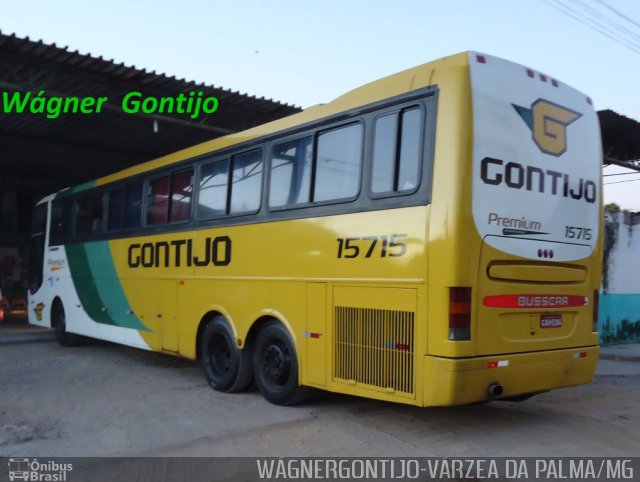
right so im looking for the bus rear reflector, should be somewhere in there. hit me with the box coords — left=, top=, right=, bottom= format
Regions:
left=449, top=287, right=471, bottom=340
left=592, top=290, right=599, bottom=332
left=487, top=360, right=509, bottom=368
left=483, top=294, right=588, bottom=309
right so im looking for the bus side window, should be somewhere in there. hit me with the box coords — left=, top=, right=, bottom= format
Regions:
left=76, top=195, right=104, bottom=236
left=124, top=183, right=143, bottom=228
left=371, top=107, right=422, bottom=194
left=108, top=182, right=143, bottom=231
left=108, top=187, right=125, bottom=231
left=198, top=159, right=229, bottom=219
left=230, top=149, right=262, bottom=214
left=146, top=170, right=192, bottom=226
left=314, top=123, right=362, bottom=202
left=147, top=176, right=170, bottom=225
left=169, top=169, right=193, bottom=223
left=269, top=136, right=312, bottom=208
left=50, top=198, right=74, bottom=245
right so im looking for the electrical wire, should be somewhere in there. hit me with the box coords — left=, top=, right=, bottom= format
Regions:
left=604, top=178, right=640, bottom=185
left=569, top=0, right=640, bottom=46
left=544, top=0, right=640, bottom=55
left=603, top=172, right=640, bottom=177
left=595, top=0, right=640, bottom=31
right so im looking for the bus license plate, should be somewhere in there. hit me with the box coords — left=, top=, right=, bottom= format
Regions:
left=540, top=314, right=562, bottom=328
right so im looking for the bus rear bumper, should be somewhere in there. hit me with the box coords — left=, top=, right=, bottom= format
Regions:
left=423, top=346, right=599, bottom=406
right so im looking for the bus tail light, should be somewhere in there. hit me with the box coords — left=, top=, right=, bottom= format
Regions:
left=449, top=287, right=471, bottom=340
left=592, top=290, right=599, bottom=333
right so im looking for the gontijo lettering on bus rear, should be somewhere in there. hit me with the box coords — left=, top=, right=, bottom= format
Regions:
left=480, top=157, right=597, bottom=204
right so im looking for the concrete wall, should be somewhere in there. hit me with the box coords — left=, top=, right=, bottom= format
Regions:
left=599, top=211, right=640, bottom=345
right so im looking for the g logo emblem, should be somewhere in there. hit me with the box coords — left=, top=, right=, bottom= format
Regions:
left=513, top=99, right=581, bottom=156
left=34, top=303, right=44, bottom=321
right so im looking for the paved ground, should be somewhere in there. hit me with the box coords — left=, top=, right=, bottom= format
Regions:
left=1, top=323, right=639, bottom=458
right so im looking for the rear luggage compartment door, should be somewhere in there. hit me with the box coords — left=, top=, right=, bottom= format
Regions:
left=476, top=238, right=594, bottom=355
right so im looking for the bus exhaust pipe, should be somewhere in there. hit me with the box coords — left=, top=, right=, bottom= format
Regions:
left=487, top=384, right=503, bottom=397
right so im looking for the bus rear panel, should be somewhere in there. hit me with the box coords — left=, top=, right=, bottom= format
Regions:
left=423, top=53, right=600, bottom=406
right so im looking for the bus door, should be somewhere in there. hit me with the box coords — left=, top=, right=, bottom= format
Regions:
left=28, top=203, right=47, bottom=294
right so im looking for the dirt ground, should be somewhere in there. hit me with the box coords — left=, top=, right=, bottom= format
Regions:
left=1, top=328, right=639, bottom=458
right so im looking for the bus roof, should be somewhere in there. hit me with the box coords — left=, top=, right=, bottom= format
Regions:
left=85, top=51, right=471, bottom=189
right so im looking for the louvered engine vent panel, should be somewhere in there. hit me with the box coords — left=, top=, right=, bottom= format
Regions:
left=334, top=306, right=414, bottom=395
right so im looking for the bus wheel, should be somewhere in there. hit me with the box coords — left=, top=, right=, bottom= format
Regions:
left=201, top=316, right=253, bottom=393
left=253, top=320, right=308, bottom=405
left=52, top=300, right=77, bottom=347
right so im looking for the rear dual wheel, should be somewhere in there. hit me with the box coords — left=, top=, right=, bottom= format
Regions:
left=201, top=316, right=308, bottom=405
left=252, top=320, right=308, bottom=406
left=201, top=316, right=253, bottom=392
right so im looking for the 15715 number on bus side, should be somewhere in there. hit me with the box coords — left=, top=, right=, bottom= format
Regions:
left=336, top=234, right=407, bottom=259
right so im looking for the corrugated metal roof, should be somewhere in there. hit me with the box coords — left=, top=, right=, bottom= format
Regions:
left=0, top=30, right=301, bottom=193
left=599, top=109, right=640, bottom=170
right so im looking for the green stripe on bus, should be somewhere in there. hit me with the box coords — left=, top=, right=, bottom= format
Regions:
left=84, top=242, right=149, bottom=332
left=65, top=243, right=116, bottom=326
left=53, top=181, right=96, bottom=200
left=66, top=242, right=149, bottom=332
left=69, top=181, right=97, bottom=194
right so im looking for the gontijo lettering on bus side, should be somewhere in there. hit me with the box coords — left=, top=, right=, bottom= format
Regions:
left=127, top=236, right=232, bottom=268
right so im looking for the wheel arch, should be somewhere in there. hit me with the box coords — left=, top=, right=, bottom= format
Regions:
left=195, top=306, right=301, bottom=369
left=50, top=296, right=64, bottom=328
left=195, top=306, right=233, bottom=361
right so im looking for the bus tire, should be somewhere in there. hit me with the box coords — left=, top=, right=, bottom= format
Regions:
left=52, top=300, right=78, bottom=347
left=252, top=320, right=308, bottom=406
left=200, top=316, right=253, bottom=393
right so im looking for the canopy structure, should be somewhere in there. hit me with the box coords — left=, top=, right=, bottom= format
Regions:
left=599, top=109, right=640, bottom=173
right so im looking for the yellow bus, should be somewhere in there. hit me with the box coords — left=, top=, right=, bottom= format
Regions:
left=28, top=52, right=602, bottom=406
